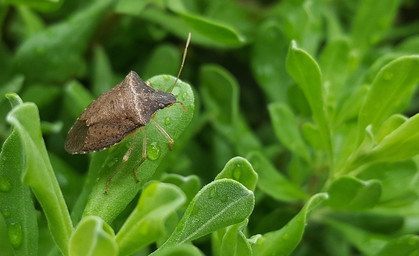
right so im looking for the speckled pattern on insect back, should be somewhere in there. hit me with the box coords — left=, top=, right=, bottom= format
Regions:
left=65, top=71, right=176, bottom=154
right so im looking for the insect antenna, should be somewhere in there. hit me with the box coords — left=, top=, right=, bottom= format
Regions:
left=169, top=32, right=191, bottom=93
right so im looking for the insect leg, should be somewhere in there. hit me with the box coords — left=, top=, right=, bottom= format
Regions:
left=151, top=119, right=174, bottom=150
left=105, top=132, right=138, bottom=194
left=133, top=126, right=147, bottom=182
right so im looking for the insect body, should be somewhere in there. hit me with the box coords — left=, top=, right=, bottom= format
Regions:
left=65, top=33, right=191, bottom=194
left=64, top=71, right=176, bottom=154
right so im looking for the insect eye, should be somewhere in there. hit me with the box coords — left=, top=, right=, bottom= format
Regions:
left=159, top=103, right=165, bottom=109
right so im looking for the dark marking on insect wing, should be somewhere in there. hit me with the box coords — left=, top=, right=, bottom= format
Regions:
left=64, top=71, right=177, bottom=154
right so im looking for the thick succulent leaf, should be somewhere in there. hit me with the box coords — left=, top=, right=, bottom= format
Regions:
left=252, top=193, right=328, bottom=256
left=116, top=182, right=186, bottom=256
left=157, top=179, right=254, bottom=250
left=6, top=94, right=73, bottom=255
left=69, top=216, right=118, bottom=256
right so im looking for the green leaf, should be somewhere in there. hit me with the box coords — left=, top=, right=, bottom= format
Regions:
left=374, top=114, right=406, bottom=143
left=161, top=174, right=201, bottom=207
left=251, top=21, right=291, bottom=102
left=4, top=0, right=63, bottom=12
left=166, top=0, right=245, bottom=46
left=115, top=0, right=151, bottom=16
left=0, top=124, right=38, bottom=256
left=5, top=92, right=24, bottom=107
left=6, top=95, right=73, bottom=255
left=351, top=0, right=402, bottom=54
left=318, top=39, right=351, bottom=108
left=49, top=153, right=84, bottom=210
left=286, top=40, right=331, bottom=157
left=142, top=44, right=181, bottom=80
left=69, top=216, right=118, bottom=256
left=21, top=84, right=60, bottom=109
left=63, top=80, right=95, bottom=120
left=157, top=179, right=254, bottom=250
left=247, top=151, right=307, bottom=202
left=301, top=122, right=323, bottom=150
left=83, top=75, right=194, bottom=223
left=140, top=6, right=243, bottom=48
left=0, top=214, right=14, bottom=255
left=116, top=182, right=186, bottom=256
left=200, top=64, right=261, bottom=155
left=252, top=193, right=328, bottom=256
left=92, top=45, right=117, bottom=97
left=358, top=161, right=418, bottom=206
left=215, top=156, right=258, bottom=191
left=16, top=6, right=44, bottom=39
left=153, top=244, right=202, bottom=256
left=271, top=0, right=324, bottom=55
left=218, top=220, right=252, bottom=256
left=0, top=75, right=24, bottom=104
left=13, top=0, right=114, bottom=82
left=357, top=56, right=419, bottom=145
left=268, top=102, right=310, bottom=161
left=374, top=234, right=419, bottom=256
left=326, top=176, right=382, bottom=210
left=368, top=113, right=419, bottom=163
left=324, top=218, right=388, bottom=255
left=70, top=148, right=110, bottom=224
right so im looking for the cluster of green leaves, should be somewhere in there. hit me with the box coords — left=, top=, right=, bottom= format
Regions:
left=1, top=0, right=419, bottom=255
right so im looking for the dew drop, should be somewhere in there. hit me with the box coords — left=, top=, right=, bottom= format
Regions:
left=0, top=176, right=12, bottom=192
left=190, top=205, right=200, bottom=216
left=176, top=221, right=184, bottom=232
left=163, top=75, right=170, bottom=81
left=219, top=194, right=228, bottom=203
left=189, top=104, right=195, bottom=111
left=8, top=223, right=23, bottom=249
left=209, top=187, right=217, bottom=199
left=182, top=92, right=187, bottom=101
left=147, top=142, right=161, bottom=161
left=164, top=117, right=171, bottom=126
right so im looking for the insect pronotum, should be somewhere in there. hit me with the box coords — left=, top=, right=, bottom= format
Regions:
left=65, top=33, right=191, bottom=194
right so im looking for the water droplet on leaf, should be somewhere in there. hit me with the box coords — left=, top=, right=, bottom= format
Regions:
left=147, top=142, right=161, bottom=161
left=164, top=117, right=171, bottom=126
left=209, top=187, right=217, bottom=199
left=190, top=205, right=200, bottom=216
left=0, top=176, right=12, bottom=192
left=8, top=223, right=22, bottom=249
left=219, top=194, right=228, bottom=203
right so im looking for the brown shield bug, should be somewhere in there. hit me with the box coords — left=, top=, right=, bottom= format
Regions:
left=65, top=33, right=191, bottom=194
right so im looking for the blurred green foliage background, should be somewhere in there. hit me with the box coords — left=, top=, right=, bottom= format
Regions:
left=2, top=0, right=419, bottom=255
